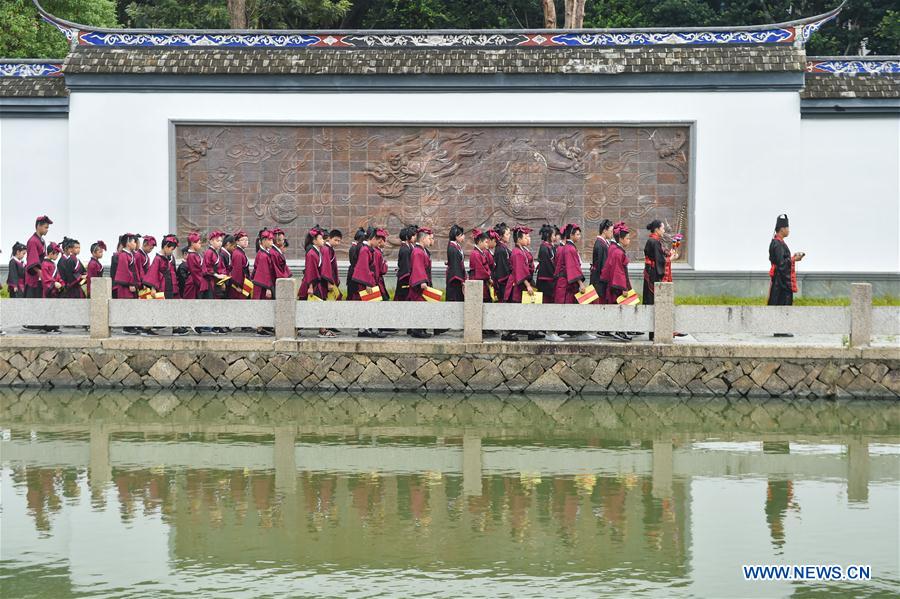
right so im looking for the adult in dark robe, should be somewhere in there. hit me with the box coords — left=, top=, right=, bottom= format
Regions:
left=552, top=224, right=586, bottom=305
left=642, top=220, right=670, bottom=307
left=109, top=246, right=120, bottom=299
left=445, top=225, right=466, bottom=302
left=768, top=214, right=803, bottom=307
left=25, top=215, right=52, bottom=298
left=229, top=231, right=251, bottom=300
left=768, top=214, right=804, bottom=337
left=407, top=228, right=435, bottom=339
left=590, top=220, right=614, bottom=302
left=536, top=225, right=558, bottom=303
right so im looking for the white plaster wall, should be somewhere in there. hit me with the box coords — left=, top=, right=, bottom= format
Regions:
left=801, top=117, right=900, bottom=273
left=0, top=118, right=69, bottom=254
left=64, top=90, right=806, bottom=271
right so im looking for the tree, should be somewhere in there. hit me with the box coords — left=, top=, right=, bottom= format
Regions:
left=0, top=0, right=118, bottom=58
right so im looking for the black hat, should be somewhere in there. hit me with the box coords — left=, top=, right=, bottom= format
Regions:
left=775, top=214, right=789, bottom=231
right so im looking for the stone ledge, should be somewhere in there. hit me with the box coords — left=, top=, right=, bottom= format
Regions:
left=1, top=341, right=896, bottom=399
left=0, top=334, right=889, bottom=360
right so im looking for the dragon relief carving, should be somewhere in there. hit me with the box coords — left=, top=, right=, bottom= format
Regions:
left=365, top=130, right=480, bottom=199
left=226, top=133, right=285, bottom=166
left=547, top=130, right=621, bottom=176
left=314, top=128, right=382, bottom=151
left=642, top=128, right=688, bottom=182
left=180, top=128, right=225, bottom=174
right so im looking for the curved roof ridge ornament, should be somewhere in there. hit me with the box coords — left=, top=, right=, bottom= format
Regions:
left=33, top=0, right=846, bottom=49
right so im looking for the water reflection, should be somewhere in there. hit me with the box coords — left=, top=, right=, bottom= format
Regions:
left=1, top=389, right=898, bottom=597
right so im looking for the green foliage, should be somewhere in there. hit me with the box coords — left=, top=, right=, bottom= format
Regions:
left=0, top=0, right=118, bottom=58
left=124, top=0, right=229, bottom=28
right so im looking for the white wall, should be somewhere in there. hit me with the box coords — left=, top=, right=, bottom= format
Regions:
left=63, top=90, right=807, bottom=272
left=8, top=91, right=895, bottom=273
left=0, top=118, right=69, bottom=255
left=801, top=117, right=900, bottom=273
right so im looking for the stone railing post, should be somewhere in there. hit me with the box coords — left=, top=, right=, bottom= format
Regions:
left=275, top=278, right=297, bottom=340
left=850, top=282, right=872, bottom=348
left=463, top=280, right=484, bottom=344
left=653, top=281, right=674, bottom=345
left=90, top=277, right=111, bottom=339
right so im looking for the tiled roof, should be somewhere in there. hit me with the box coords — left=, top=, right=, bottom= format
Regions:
left=62, top=45, right=805, bottom=75
left=0, top=77, right=68, bottom=98
left=801, top=73, right=900, bottom=98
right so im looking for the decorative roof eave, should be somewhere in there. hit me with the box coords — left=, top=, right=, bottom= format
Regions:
left=806, top=57, right=900, bottom=75
left=34, top=0, right=845, bottom=49
left=0, top=59, right=64, bottom=77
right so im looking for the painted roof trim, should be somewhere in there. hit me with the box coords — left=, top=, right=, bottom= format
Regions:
left=34, top=0, right=845, bottom=49
left=0, top=60, right=64, bottom=77
left=806, top=57, right=900, bottom=74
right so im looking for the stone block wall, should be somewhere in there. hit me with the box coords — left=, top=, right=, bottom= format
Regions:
left=0, top=344, right=896, bottom=398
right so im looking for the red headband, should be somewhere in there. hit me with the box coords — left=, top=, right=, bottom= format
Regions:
left=375, top=228, right=388, bottom=238
left=613, top=221, right=629, bottom=235
left=272, top=228, right=285, bottom=236
left=47, top=242, right=61, bottom=254
left=514, top=225, right=533, bottom=234
left=143, top=235, right=157, bottom=247
left=488, top=230, right=500, bottom=241
left=259, top=230, right=275, bottom=240
left=95, top=240, right=107, bottom=251
left=187, top=232, right=201, bottom=244
left=163, top=235, right=178, bottom=245
left=566, top=223, right=580, bottom=232
left=309, top=227, right=323, bottom=237
left=233, top=229, right=248, bottom=240
left=471, top=228, right=483, bottom=238
left=208, top=230, right=224, bottom=240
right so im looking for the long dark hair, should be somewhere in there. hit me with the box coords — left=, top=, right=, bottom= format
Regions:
left=598, top=219, right=613, bottom=235
left=448, top=224, right=464, bottom=242
left=539, top=224, right=555, bottom=242
left=561, top=224, right=581, bottom=239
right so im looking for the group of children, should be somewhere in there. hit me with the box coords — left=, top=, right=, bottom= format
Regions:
left=6, top=214, right=681, bottom=341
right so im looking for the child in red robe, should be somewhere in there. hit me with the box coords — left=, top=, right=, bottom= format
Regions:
left=349, top=227, right=387, bottom=338
left=298, top=227, right=336, bottom=338
left=407, top=227, right=434, bottom=339
left=182, top=232, right=207, bottom=300
left=599, top=222, right=634, bottom=342
left=271, top=228, right=292, bottom=280
left=504, top=226, right=544, bottom=341
left=553, top=223, right=596, bottom=342
left=251, top=229, right=276, bottom=336
left=41, top=242, right=64, bottom=299
left=86, top=241, right=106, bottom=297
left=229, top=230, right=251, bottom=300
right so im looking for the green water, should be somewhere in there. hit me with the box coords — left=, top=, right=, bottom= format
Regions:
left=1, top=389, right=898, bottom=598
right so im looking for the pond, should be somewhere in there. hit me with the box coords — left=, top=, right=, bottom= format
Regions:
left=1, top=389, right=898, bottom=598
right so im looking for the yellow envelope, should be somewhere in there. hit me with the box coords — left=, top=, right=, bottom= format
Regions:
left=423, top=286, right=443, bottom=302
left=521, top=291, right=543, bottom=305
